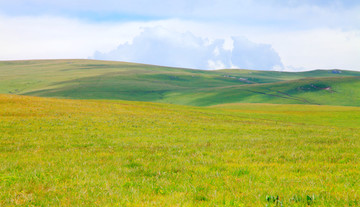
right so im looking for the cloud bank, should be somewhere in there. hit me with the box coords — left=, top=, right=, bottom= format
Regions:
left=1, top=15, right=359, bottom=71
left=1, top=1, right=359, bottom=30
left=93, top=27, right=283, bottom=70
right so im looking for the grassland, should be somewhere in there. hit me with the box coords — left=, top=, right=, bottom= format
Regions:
left=1, top=94, right=359, bottom=206
left=1, top=59, right=360, bottom=106
left=165, top=76, right=360, bottom=106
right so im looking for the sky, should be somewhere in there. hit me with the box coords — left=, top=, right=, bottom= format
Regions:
left=0, top=0, right=359, bottom=71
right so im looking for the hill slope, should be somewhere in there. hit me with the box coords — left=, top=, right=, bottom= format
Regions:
left=162, top=76, right=360, bottom=106
left=1, top=94, right=359, bottom=205
left=1, top=59, right=360, bottom=106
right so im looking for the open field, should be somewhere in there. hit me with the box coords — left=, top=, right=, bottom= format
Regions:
left=1, top=59, right=360, bottom=106
left=1, top=94, right=359, bottom=206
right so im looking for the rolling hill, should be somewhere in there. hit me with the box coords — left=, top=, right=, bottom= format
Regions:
left=1, top=59, right=359, bottom=106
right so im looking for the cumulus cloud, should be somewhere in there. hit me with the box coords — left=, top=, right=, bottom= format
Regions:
left=230, top=36, right=283, bottom=70
left=1, top=15, right=359, bottom=71
left=94, top=27, right=227, bottom=69
left=93, top=27, right=283, bottom=70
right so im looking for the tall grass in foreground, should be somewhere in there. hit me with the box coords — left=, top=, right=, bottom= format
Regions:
left=0, top=94, right=359, bottom=206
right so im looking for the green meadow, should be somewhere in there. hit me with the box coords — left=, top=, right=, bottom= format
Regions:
left=1, top=59, right=360, bottom=106
left=1, top=94, right=359, bottom=206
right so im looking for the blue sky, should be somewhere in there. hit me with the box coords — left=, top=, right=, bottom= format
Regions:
left=0, top=0, right=359, bottom=70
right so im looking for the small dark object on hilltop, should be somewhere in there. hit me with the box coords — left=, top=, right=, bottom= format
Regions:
left=332, top=70, right=342, bottom=74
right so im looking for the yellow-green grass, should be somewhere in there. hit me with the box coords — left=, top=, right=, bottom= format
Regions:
left=1, top=94, right=359, bottom=206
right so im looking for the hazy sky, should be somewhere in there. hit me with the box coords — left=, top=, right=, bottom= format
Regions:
left=1, top=0, right=359, bottom=70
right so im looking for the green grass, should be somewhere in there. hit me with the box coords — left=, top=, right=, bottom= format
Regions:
left=163, top=76, right=360, bottom=106
left=1, top=94, right=359, bottom=206
left=1, top=59, right=360, bottom=106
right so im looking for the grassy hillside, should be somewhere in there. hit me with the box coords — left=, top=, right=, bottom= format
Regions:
left=162, top=76, right=360, bottom=106
left=1, top=59, right=360, bottom=106
left=1, top=94, right=359, bottom=206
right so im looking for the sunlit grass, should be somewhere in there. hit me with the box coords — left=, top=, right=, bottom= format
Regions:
left=1, top=94, right=359, bottom=206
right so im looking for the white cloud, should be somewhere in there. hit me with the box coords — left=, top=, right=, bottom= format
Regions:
left=230, top=36, right=283, bottom=70
left=0, top=15, right=175, bottom=60
left=208, top=60, right=225, bottom=70
left=0, top=15, right=359, bottom=71
left=93, top=27, right=283, bottom=70
left=93, top=27, right=228, bottom=69
left=1, top=1, right=359, bottom=30
left=248, top=28, right=360, bottom=70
